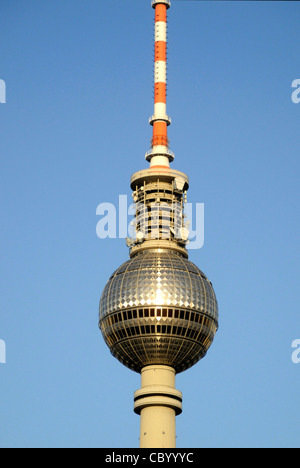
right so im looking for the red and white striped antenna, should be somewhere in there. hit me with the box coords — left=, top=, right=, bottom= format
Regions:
left=146, top=0, right=174, bottom=168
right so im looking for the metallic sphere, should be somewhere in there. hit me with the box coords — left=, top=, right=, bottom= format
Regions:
left=99, top=249, right=218, bottom=373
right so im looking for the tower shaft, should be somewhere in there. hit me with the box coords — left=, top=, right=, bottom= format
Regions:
left=134, top=366, right=182, bottom=448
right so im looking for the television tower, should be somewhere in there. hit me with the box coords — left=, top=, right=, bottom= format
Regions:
left=99, top=0, right=218, bottom=448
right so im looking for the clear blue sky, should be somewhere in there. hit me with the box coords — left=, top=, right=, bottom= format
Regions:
left=0, top=0, right=299, bottom=448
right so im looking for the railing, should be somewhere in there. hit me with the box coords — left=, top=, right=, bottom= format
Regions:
left=151, top=0, right=171, bottom=8
left=145, top=148, right=175, bottom=160
left=149, top=114, right=172, bottom=126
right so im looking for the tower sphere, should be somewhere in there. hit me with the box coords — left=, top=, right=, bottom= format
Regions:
left=99, top=249, right=218, bottom=373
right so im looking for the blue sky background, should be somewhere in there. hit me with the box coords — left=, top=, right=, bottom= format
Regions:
left=0, top=0, right=299, bottom=448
